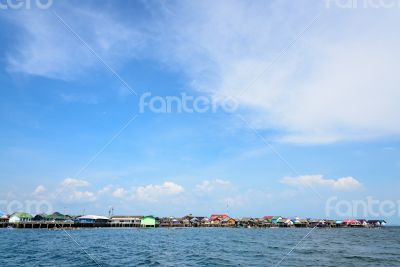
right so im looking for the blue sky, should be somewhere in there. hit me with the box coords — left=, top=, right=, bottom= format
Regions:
left=0, top=0, right=400, bottom=222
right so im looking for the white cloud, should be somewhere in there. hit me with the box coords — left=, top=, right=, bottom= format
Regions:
left=65, top=190, right=96, bottom=202
left=97, top=184, right=114, bottom=195
left=61, top=178, right=90, bottom=188
left=281, top=175, right=363, bottom=191
left=33, top=185, right=46, bottom=195
left=5, top=6, right=144, bottom=80
left=152, top=1, right=400, bottom=143
left=196, top=179, right=231, bottom=193
left=4, top=2, right=400, bottom=143
left=134, top=181, right=184, bottom=202
left=56, top=178, right=95, bottom=203
left=112, top=187, right=126, bottom=198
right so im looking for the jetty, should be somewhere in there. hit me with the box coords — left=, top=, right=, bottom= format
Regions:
left=0, top=212, right=387, bottom=229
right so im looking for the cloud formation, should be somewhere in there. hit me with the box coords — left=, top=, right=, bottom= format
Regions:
left=5, top=1, right=400, bottom=143
left=281, top=175, right=363, bottom=191
left=134, top=182, right=185, bottom=202
left=61, top=178, right=90, bottom=188
left=112, top=187, right=127, bottom=198
left=65, top=190, right=96, bottom=202
left=38, top=179, right=185, bottom=204
left=5, top=6, right=143, bottom=80
left=152, top=1, right=400, bottom=143
left=57, top=178, right=95, bottom=203
left=33, top=185, right=46, bottom=195
left=196, top=179, right=231, bottom=193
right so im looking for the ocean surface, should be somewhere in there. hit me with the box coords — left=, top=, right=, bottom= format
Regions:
left=1, top=227, right=399, bottom=266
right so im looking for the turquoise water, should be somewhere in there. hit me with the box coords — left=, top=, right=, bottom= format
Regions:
left=1, top=227, right=399, bottom=266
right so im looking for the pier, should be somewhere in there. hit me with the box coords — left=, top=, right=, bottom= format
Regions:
left=0, top=221, right=384, bottom=229
left=0, top=222, right=109, bottom=229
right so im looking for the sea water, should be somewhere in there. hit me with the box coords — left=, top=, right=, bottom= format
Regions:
left=0, top=227, right=399, bottom=266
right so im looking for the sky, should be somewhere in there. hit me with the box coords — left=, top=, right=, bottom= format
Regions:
left=0, top=0, right=399, bottom=222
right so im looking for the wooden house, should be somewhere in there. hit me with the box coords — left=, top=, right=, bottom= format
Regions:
left=343, top=219, right=361, bottom=227
left=367, top=220, right=386, bottom=227
left=201, top=217, right=211, bottom=227
left=325, top=220, right=337, bottom=228
left=356, top=219, right=368, bottom=227
left=308, top=219, right=325, bottom=227
left=110, top=216, right=142, bottom=226
left=279, top=218, right=294, bottom=227
left=0, top=212, right=8, bottom=223
left=189, top=217, right=206, bottom=227
left=264, top=216, right=282, bottom=225
left=294, top=219, right=309, bottom=228
left=76, top=215, right=109, bottom=224
left=221, top=217, right=236, bottom=227
left=238, top=217, right=256, bottom=227
left=140, top=215, right=157, bottom=227
left=210, top=214, right=229, bottom=227
left=256, top=217, right=271, bottom=227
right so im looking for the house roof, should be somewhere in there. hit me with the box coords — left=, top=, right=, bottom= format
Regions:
left=240, top=217, right=254, bottom=221
left=325, top=220, right=336, bottom=223
left=77, top=215, right=109, bottom=220
left=263, top=216, right=274, bottom=220
left=343, top=219, right=359, bottom=223
left=221, top=217, right=235, bottom=222
left=210, top=214, right=229, bottom=220
left=11, top=212, right=32, bottom=219
left=141, top=215, right=156, bottom=219
left=367, top=219, right=387, bottom=223
left=190, top=217, right=206, bottom=222
left=309, top=219, right=322, bottom=223
left=111, top=216, right=142, bottom=220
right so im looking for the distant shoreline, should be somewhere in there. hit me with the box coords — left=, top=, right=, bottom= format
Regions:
left=0, top=222, right=387, bottom=230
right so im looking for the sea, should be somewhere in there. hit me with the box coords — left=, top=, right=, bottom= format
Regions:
left=0, top=227, right=399, bottom=266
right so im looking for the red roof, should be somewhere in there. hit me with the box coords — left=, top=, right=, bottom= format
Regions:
left=343, top=219, right=359, bottom=224
left=210, top=214, right=229, bottom=220
left=263, top=216, right=274, bottom=220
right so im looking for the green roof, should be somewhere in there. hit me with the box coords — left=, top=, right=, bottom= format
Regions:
left=35, top=213, right=52, bottom=219
left=12, top=212, right=32, bottom=219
